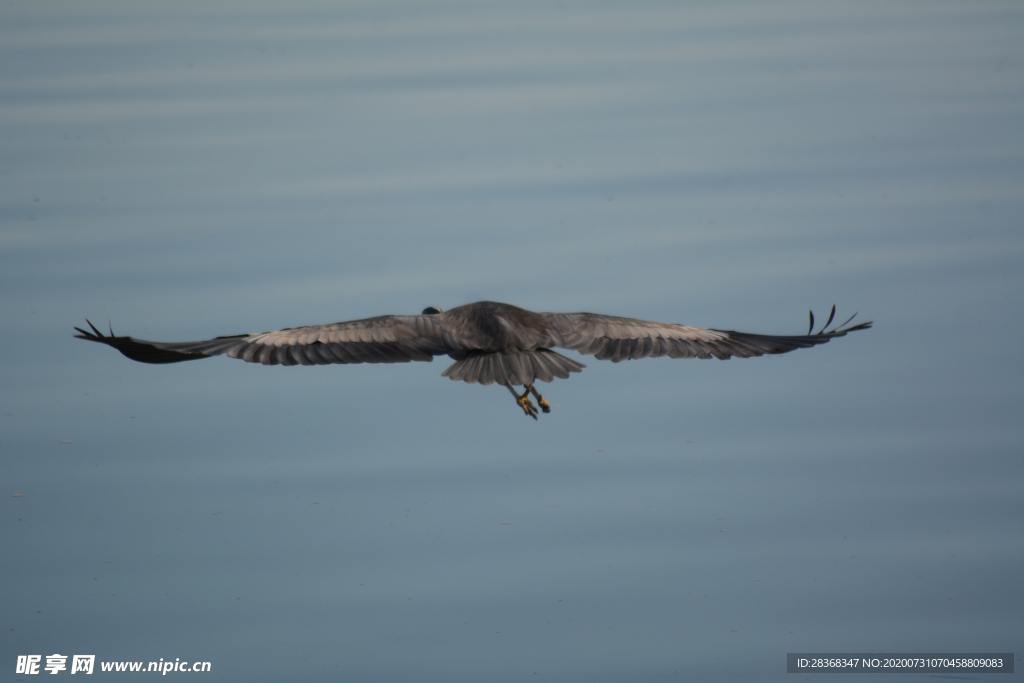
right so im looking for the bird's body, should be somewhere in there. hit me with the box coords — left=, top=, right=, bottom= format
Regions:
left=75, top=300, right=871, bottom=419
left=446, top=300, right=555, bottom=353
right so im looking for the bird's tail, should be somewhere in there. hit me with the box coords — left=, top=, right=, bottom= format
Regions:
left=442, top=349, right=585, bottom=385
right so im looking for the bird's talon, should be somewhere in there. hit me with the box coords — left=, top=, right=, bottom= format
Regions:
left=538, top=398, right=551, bottom=413
left=516, top=393, right=538, bottom=419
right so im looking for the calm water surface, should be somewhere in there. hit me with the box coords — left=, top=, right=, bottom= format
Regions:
left=3, top=1, right=1023, bottom=680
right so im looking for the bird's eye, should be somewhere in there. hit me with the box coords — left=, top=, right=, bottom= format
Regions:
left=422, top=306, right=443, bottom=315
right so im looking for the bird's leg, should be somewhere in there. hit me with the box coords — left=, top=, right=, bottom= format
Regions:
left=505, top=383, right=538, bottom=420
left=528, top=384, right=551, bottom=413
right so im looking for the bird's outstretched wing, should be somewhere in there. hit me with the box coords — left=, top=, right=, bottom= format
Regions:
left=544, top=306, right=872, bottom=362
left=73, top=314, right=451, bottom=366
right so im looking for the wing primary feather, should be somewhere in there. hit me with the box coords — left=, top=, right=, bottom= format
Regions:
left=835, top=311, right=858, bottom=331
left=807, top=310, right=814, bottom=336
left=817, top=304, right=836, bottom=335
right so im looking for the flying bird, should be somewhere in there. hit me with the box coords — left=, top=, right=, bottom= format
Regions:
left=74, top=300, right=871, bottom=419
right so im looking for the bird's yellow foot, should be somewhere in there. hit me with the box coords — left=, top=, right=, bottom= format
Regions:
left=528, top=385, right=551, bottom=413
left=516, top=391, right=539, bottom=420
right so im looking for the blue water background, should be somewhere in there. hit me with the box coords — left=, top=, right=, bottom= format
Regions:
left=3, top=1, right=1022, bottom=680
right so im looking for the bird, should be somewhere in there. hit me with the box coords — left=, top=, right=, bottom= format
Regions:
left=74, top=300, right=871, bottom=419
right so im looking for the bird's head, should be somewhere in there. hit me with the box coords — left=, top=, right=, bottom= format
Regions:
left=421, top=306, right=444, bottom=315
